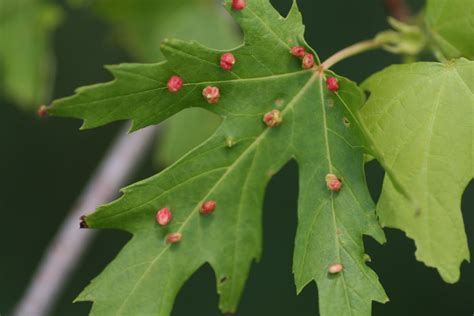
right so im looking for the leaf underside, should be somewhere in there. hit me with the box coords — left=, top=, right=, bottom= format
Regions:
left=361, top=59, right=473, bottom=283
left=51, top=1, right=387, bottom=315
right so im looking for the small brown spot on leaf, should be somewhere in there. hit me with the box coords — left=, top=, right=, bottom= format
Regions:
left=343, top=117, right=351, bottom=127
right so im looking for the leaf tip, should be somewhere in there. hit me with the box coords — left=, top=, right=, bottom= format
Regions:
left=79, top=215, right=89, bottom=229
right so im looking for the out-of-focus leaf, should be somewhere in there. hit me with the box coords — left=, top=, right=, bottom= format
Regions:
left=0, top=0, right=62, bottom=108
left=423, top=0, right=474, bottom=59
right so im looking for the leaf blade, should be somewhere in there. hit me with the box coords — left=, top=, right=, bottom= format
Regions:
left=361, top=59, right=473, bottom=282
left=52, top=1, right=387, bottom=315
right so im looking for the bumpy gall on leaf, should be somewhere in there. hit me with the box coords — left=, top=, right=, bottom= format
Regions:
left=328, top=263, right=344, bottom=274
left=302, top=53, right=315, bottom=69
left=326, top=174, right=342, bottom=192
left=263, top=109, right=282, bottom=128
left=200, top=200, right=217, bottom=215
left=231, top=0, right=246, bottom=10
left=167, top=75, right=183, bottom=93
left=166, top=232, right=182, bottom=244
left=156, top=207, right=173, bottom=226
left=202, top=86, right=220, bottom=104
left=290, top=46, right=306, bottom=58
left=326, top=77, right=339, bottom=92
left=37, top=105, right=48, bottom=117
left=220, top=53, right=236, bottom=71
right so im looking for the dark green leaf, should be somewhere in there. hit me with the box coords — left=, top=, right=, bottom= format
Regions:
left=51, top=1, right=387, bottom=315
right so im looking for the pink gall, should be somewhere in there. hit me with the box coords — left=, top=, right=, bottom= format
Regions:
left=263, top=109, right=282, bottom=128
left=202, top=86, right=220, bottom=104
left=290, top=46, right=306, bottom=58
left=302, top=53, right=315, bottom=69
left=166, top=232, right=182, bottom=244
left=328, top=263, right=343, bottom=274
left=37, top=105, right=48, bottom=118
left=326, top=77, right=339, bottom=92
left=326, top=174, right=342, bottom=192
left=231, top=0, right=246, bottom=10
left=167, top=75, right=183, bottom=93
left=220, top=53, right=236, bottom=71
left=200, top=200, right=217, bottom=215
left=156, top=207, right=173, bottom=226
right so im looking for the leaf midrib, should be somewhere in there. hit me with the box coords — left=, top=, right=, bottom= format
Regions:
left=55, top=69, right=310, bottom=110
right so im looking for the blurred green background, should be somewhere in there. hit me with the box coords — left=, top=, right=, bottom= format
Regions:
left=0, top=0, right=472, bottom=315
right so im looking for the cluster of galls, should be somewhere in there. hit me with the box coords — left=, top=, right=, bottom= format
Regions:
left=166, top=45, right=339, bottom=129
left=163, top=1, right=344, bottom=274
left=155, top=200, right=217, bottom=244
left=290, top=46, right=315, bottom=70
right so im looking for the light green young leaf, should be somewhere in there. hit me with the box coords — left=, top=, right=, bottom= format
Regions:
left=0, top=0, right=62, bottom=108
left=424, top=0, right=474, bottom=59
left=361, top=59, right=473, bottom=283
left=50, top=1, right=387, bottom=315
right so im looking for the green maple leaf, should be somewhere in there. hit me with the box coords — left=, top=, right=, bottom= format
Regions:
left=0, top=0, right=62, bottom=108
left=423, top=0, right=474, bottom=59
left=50, top=1, right=387, bottom=315
left=361, top=59, right=473, bottom=283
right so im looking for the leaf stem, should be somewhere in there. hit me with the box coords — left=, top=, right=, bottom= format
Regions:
left=321, top=39, right=388, bottom=70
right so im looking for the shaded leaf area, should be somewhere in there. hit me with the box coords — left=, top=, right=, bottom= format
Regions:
left=424, top=0, right=474, bottom=59
left=361, top=59, right=473, bottom=283
left=0, top=0, right=62, bottom=108
left=51, top=1, right=387, bottom=315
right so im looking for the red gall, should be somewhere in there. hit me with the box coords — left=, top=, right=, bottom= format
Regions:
left=220, top=53, right=236, bottom=71
left=302, top=53, right=315, bottom=69
left=328, top=263, right=343, bottom=274
left=166, top=232, right=182, bottom=244
left=167, top=75, right=183, bottom=93
left=290, top=46, right=306, bottom=58
left=37, top=105, right=48, bottom=118
left=231, top=0, right=246, bottom=10
left=156, top=207, right=173, bottom=226
left=202, top=86, right=220, bottom=104
left=200, top=200, right=217, bottom=215
left=263, top=109, right=282, bottom=128
left=326, top=77, right=339, bottom=92
left=326, top=174, right=342, bottom=192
